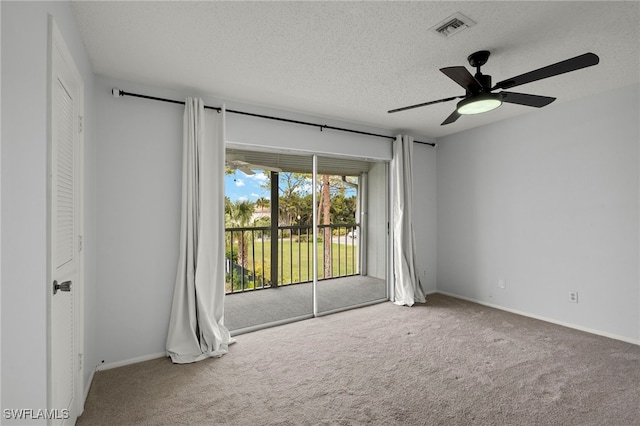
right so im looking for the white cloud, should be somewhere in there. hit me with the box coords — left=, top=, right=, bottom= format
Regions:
left=250, top=193, right=259, bottom=198
left=235, top=179, right=245, bottom=187
left=237, top=196, right=248, bottom=202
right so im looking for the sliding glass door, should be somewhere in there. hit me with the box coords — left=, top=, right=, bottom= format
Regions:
left=224, top=148, right=388, bottom=333
left=224, top=150, right=314, bottom=333
left=314, top=155, right=388, bottom=315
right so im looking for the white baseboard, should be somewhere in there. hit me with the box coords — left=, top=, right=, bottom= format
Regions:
left=77, top=367, right=96, bottom=417
left=84, top=368, right=95, bottom=402
left=435, top=291, right=640, bottom=346
left=96, top=352, right=166, bottom=371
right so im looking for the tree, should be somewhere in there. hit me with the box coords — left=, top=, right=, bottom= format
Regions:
left=261, top=172, right=312, bottom=225
left=319, top=174, right=332, bottom=277
left=316, top=175, right=359, bottom=278
left=330, top=193, right=357, bottom=223
left=225, top=199, right=255, bottom=271
left=256, top=171, right=359, bottom=280
left=255, top=196, right=270, bottom=211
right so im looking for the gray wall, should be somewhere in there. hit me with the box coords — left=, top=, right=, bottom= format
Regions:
left=1, top=0, right=97, bottom=419
left=94, top=77, right=183, bottom=367
left=436, top=84, right=639, bottom=342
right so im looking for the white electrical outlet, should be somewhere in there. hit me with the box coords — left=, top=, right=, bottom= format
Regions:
left=498, top=279, right=506, bottom=289
left=569, top=291, right=578, bottom=303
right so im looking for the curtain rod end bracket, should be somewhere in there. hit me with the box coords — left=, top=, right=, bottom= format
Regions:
left=112, top=88, right=123, bottom=98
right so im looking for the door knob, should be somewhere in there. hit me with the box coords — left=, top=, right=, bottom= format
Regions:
left=53, top=280, right=72, bottom=295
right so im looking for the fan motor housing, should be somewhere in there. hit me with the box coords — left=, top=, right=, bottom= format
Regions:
left=475, top=73, right=492, bottom=92
left=468, top=50, right=490, bottom=68
left=468, top=50, right=492, bottom=92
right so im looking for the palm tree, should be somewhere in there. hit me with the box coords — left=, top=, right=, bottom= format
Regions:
left=255, top=197, right=270, bottom=213
left=225, top=199, right=255, bottom=271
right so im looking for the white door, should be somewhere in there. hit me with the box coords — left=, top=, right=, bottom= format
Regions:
left=49, top=19, right=84, bottom=425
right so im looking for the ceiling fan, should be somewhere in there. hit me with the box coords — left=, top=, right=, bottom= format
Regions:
left=388, top=50, right=599, bottom=125
left=225, top=154, right=282, bottom=176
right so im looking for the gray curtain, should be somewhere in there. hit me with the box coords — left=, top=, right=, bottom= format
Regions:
left=166, top=98, right=234, bottom=363
left=392, top=135, right=426, bottom=306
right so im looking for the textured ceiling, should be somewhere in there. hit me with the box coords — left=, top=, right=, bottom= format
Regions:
left=71, top=1, right=640, bottom=139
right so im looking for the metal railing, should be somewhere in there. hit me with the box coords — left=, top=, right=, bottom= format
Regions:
left=225, top=223, right=359, bottom=294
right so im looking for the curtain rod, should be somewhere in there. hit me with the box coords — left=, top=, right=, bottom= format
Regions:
left=111, top=88, right=437, bottom=147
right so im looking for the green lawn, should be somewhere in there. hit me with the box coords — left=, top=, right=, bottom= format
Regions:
left=227, top=238, right=358, bottom=291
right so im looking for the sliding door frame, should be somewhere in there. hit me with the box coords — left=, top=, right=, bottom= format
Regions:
left=226, top=146, right=389, bottom=334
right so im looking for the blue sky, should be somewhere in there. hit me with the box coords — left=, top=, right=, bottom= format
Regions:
left=225, top=170, right=356, bottom=202
left=225, top=170, right=270, bottom=202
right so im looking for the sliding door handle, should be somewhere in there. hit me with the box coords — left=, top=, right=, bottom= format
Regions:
left=53, top=280, right=72, bottom=295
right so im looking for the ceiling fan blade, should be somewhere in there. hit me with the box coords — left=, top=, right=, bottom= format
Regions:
left=501, top=91, right=556, bottom=108
left=441, top=110, right=461, bottom=125
left=237, top=165, right=255, bottom=176
left=493, top=52, right=599, bottom=90
left=440, top=66, right=483, bottom=93
left=388, top=96, right=460, bottom=114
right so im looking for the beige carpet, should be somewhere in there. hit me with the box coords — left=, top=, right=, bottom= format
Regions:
left=78, top=294, right=640, bottom=425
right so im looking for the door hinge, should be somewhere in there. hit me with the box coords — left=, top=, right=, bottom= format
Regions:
left=79, top=115, right=83, bottom=133
left=78, top=235, right=84, bottom=252
left=78, top=353, right=83, bottom=371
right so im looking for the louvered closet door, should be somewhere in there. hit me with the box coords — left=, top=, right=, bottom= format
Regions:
left=50, top=20, right=82, bottom=425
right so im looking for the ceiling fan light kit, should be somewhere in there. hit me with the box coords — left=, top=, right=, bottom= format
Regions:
left=389, top=50, right=599, bottom=125
left=457, top=92, right=503, bottom=115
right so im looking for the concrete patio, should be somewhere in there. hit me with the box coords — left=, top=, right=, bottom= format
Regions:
left=225, top=275, right=387, bottom=334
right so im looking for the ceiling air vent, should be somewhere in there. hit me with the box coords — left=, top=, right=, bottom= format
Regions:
left=431, top=12, right=476, bottom=38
